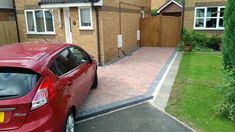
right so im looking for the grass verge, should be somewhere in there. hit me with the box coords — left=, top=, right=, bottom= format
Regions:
left=166, top=52, right=235, bottom=132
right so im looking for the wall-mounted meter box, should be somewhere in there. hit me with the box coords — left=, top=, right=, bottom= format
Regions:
left=117, top=34, right=123, bottom=48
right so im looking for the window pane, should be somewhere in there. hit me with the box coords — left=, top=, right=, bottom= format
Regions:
left=220, top=8, right=225, bottom=17
left=69, top=47, right=88, bottom=65
left=206, top=18, right=217, bottom=28
left=0, top=68, right=39, bottom=99
left=49, top=61, right=61, bottom=76
left=80, top=8, right=91, bottom=27
left=45, top=11, right=54, bottom=32
left=196, top=8, right=205, bottom=17
left=195, top=18, right=204, bottom=27
left=35, top=10, right=45, bottom=32
left=207, top=7, right=218, bottom=17
left=219, top=18, right=224, bottom=27
left=56, top=49, right=77, bottom=75
left=26, top=12, right=34, bottom=32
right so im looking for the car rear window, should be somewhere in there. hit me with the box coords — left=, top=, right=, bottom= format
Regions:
left=0, top=68, right=40, bottom=100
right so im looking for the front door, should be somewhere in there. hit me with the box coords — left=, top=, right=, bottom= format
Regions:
left=63, top=8, right=73, bottom=44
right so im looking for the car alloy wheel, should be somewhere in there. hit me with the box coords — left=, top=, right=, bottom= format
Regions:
left=65, top=112, right=75, bottom=132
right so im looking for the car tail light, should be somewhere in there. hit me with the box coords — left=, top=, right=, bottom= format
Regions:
left=31, top=77, right=55, bottom=110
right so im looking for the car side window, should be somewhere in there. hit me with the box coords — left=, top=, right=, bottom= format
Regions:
left=49, top=61, right=61, bottom=76
left=69, top=47, right=88, bottom=65
left=55, top=49, right=78, bottom=75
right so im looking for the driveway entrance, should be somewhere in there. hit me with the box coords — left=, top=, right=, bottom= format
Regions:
left=77, top=103, right=193, bottom=132
left=77, top=47, right=176, bottom=120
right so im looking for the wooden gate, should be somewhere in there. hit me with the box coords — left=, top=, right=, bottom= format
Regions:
left=140, top=16, right=181, bottom=47
left=0, top=21, right=18, bottom=45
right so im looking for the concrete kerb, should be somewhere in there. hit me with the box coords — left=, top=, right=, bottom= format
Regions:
left=151, top=104, right=196, bottom=132
left=76, top=101, right=148, bottom=124
left=149, top=52, right=178, bottom=103
left=76, top=95, right=153, bottom=121
left=149, top=52, right=196, bottom=132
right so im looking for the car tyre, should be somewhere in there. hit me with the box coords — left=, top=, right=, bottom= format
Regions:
left=91, top=71, right=98, bottom=89
left=63, top=110, right=75, bottom=132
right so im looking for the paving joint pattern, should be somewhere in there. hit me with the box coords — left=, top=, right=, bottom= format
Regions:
left=77, top=48, right=176, bottom=121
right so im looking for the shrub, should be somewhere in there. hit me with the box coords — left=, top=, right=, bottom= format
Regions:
left=151, top=9, right=158, bottom=16
left=181, top=29, right=222, bottom=52
left=181, top=29, right=191, bottom=46
left=208, top=35, right=222, bottom=51
left=192, top=46, right=214, bottom=52
left=189, top=31, right=209, bottom=48
left=218, top=69, right=235, bottom=121
left=176, top=41, right=184, bottom=52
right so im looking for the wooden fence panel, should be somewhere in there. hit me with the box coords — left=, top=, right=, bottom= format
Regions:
left=140, top=16, right=181, bottom=47
left=0, top=21, right=18, bottom=45
left=140, top=17, right=161, bottom=47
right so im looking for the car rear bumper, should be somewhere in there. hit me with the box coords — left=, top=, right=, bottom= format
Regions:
left=8, top=100, right=67, bottom=132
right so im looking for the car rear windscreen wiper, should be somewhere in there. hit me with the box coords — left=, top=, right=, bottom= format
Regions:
left=0, top=94, right=19, bottom=99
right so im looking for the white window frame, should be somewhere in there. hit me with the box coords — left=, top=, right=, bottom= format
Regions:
left=24, top=9, right=56, bottom=34
left=78, top=7, right=93, bottom=30
left=194, top=6, right=225, bottom=30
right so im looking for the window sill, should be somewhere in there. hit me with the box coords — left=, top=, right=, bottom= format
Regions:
left=79, top=28, right=94, bottom=31
left=193, top=28, right=224, bottom=31
left=26, top=32, right=56, bottom=35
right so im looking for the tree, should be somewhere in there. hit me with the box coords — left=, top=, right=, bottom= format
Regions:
left=223, top=0, right=235, bottom=69
left=219, top=0, right=235, bottom=121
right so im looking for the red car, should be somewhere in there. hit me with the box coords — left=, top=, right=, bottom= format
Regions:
left=0, top=43, right=98, bottom=132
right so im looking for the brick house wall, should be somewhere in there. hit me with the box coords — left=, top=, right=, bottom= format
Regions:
left=15, top=0, right=100, bottom=62
left=69, top=7, right=99, bottom=63
left=15, top=0, right=65, bottom=43
left=100, top=0, right=151, bottom=63
left=14, top=0, right=151, bottom=65
left=184, top=0, right=227, bottom=34
left=151, top=0, right=167, bottom=9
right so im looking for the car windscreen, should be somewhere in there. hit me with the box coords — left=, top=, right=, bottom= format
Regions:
left=0, top=68, right=40, bottom=100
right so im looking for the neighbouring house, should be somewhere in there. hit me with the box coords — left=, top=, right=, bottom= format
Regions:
left=157, top=0, right=182, bottom=16
left=184, top=0, right=227, bottom=34
left=0, top=0, right=15, bottom=21
left=0, top=0, right=19, bottom=45
left=14, top=0, right=151, bottom=65
left=151, top=0, right=166, bottom=10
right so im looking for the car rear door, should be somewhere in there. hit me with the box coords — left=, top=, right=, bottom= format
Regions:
left=52, top=48, right=87, bottom=108
left=68, top=47, right=94, bottom=103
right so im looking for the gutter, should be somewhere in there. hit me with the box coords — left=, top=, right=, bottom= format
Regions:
left=91, top=1, right=102, bottom=66
left=12, top=0, right=20, bottom=42
left=181, top=0, right=185, bottom=41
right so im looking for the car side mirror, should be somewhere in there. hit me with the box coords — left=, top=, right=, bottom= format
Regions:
left=90, top=55, right=94, bottom=59
left=88, top=55, right=94, bottom=63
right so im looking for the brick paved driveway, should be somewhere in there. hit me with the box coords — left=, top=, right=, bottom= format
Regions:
left=78, top=47, right=176, bottom=120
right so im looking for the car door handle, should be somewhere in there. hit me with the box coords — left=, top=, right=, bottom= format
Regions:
left=67, top=81, right=73, bottom=86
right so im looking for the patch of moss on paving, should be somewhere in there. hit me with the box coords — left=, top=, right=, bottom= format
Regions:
left=166, top=53, right=235, bottom=132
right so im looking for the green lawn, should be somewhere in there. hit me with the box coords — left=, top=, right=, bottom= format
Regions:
left=166, top=53, right=235, bottom=132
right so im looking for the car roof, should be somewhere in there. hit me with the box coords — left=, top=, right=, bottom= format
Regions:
left=0, top=42, right=73, bottom=73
